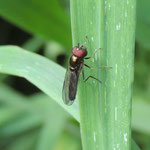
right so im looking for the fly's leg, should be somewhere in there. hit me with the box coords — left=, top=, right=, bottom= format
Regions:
left=82, top=66, right=101, bottom=83
left=83, top=75, right=102, bottom=84
left=84, top=48, right=102, bottom=60
left=84, top=64, right=112, bottom=69
left=82, top=68, right=85, bottom=80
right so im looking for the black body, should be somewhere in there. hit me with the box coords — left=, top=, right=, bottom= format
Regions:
left=62, top=55, right=84, bottom=105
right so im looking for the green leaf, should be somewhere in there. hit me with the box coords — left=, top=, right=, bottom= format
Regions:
left=23, top=36, right=45, bottom=52
left=31, top=94, right=69, bottom=150
left=0, top=74, right=7, bottom=82
left=70, top=0, right=136, bottom=150
left=7, top=129, right=39, bottom=150
left=101, top=0, right=136, bottom=149
left=0, top=46, right=79, bottom=121
left=132, top=98, right=150, bottom=134
left=136, top=0, right=150, bottom=49
left=0, top=0, right=71, bottom=47
left=136, top=21, right=150, bottom=50
left=0, top=112, right=42, bottom=137
left=131, top=139, right=140, bottom=150
left=0, top=84, right=42, bottom=136
left=0, top=84, right=69, bottom=150
left=54, top=130, right=82, bottom=150
left=0, top=107, right=22, bottom=127
left=0, top=46, right=139, bottom=149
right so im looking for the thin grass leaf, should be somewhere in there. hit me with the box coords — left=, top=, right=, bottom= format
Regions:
left=0, top=83, right=68, bottom=140
left=7, top=129, right=39, bottom=150
left=70, top=0, right=136, bottom=150
left=0, top=113, right=42, bottom=137
left=54, top=130, right=82, bottom=150
left=30, top=94, right=69, bottom=150
left=0, top=107, right=22, bottom=127
left=70, top=0, right=105, bottom=149
left=100, top=0, right=136, bottom=149
left=0, top=46, right=79, bottom=121
left=131, top=139, right=140, bottom=150
left=0, top=0, right=71, bottom=47
left=23, top=37, right=45, bottom=52
left=136, top=0, right=150, bottom=49
left=132, top=97, right=150, bottom=134
left=0, top=74, right=7, bottom=82
left=36, top=118, right=67, bottom=150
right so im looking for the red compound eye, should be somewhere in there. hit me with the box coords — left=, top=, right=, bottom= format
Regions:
left=72, top=46, right=87, bottom=58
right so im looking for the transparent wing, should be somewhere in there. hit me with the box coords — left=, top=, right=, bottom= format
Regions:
left=62, top=64, right=83, bottom=105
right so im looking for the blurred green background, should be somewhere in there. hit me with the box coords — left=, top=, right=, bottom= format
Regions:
left=0, top=0, right=149, bottom=150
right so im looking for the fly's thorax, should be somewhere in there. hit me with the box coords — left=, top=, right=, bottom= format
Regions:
left=69, top=55, right=83, bottom=70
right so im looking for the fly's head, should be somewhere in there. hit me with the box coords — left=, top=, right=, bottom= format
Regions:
left=72, top=46, right=87, bottom=59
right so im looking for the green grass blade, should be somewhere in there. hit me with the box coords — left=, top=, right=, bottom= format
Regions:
left=0, top=84, right=31, bottom=107
left=0, top=107, right=22, bottom=127
left=0, top=83, right=68, bottom=150
left=22, top=37, right=45, bottom=52
left=36, top=116, right=67, bottom=150
left=136, top=0, right=150, bottom=49
left=131, top=139, right=140, bottom=150
left=54, top=131, right=82, bottom=150
left=0, top=0, right=71, bottom=47
left=70, top=0, right=104, bottom=149
left=0, top=74, right=7, bottom=82
left=0, top=113, right=42, bottom=137
left=70, top=0, right=136, bottom=150
left=102, top=0, right=136, bottom=149
left=0, top=46, right=79, bottom=121
left=132, top=98, right=150, bottom=134
left=7, top=129, right=39, bottom=150
left=31, top=94, right=69, bottom=150
left=0, top=45, right=139, bottom=149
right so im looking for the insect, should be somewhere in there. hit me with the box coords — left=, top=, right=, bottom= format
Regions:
left=62, top=37, right=109, bottom=105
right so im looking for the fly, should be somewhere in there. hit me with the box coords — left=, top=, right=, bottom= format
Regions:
left=62, top=36, right=110, bottom=105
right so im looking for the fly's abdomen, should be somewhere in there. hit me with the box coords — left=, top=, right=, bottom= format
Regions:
left=62, top=67, right=77, bottom=105
left=62, top=63, right=83, bottom=105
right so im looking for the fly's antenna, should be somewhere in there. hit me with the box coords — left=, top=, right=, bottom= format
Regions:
left=79, top=36, right=88, bottom=49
